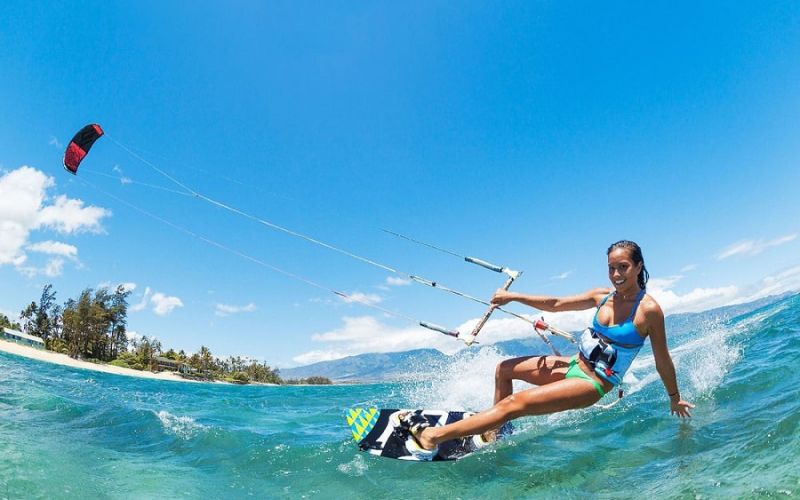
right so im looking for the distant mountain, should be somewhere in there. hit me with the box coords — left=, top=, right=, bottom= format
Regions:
left=280, top=293, right=796, bottom=383
left=279, top=349, right=448, bottom=383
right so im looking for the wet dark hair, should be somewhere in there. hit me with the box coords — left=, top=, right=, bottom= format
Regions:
left=607, top=240, right=649, bottom=290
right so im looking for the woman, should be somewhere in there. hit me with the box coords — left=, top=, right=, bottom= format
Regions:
left=400, top=240, right=695, bottom=456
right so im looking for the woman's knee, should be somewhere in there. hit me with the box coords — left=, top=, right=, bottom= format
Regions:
left=494, top=393, right=528, bottom=420
left=495, top=358, right=519, bottom=380
left=496, top=356, right=537, bottom=378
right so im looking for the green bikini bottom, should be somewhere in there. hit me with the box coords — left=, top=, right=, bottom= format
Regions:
left=565, top=355, right=606, bottom=397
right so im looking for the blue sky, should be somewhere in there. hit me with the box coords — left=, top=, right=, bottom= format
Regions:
left=1, top=1, right=799, bottom=368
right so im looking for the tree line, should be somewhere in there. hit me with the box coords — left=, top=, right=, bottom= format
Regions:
left=3, top=284, right=330, bottom=385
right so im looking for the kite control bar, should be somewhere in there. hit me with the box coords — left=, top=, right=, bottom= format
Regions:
left=460, top=269, right=522, bottom=346
left=464, top=256, right=519, bottom=279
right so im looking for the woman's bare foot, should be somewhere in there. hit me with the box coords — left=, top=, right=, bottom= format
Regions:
left=413, top=425, right=437, bottom=450
left=480, top=428, right=498, bottom=444
left=398, top=411, right=437, bottom=451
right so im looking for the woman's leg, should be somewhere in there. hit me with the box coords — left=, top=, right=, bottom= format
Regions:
left=494, top=355, right=571, bottom=403
left=419, top=377, right=603, bottom=449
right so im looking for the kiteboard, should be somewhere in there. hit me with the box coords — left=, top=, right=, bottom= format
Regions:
left=345, top=407, right=512, bottom=461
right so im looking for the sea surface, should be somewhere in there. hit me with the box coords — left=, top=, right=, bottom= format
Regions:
left=1, top=294, right=799, bottom=499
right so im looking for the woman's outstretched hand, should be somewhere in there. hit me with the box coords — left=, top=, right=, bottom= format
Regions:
left=670, top=399, right=695, bottom=418
left=491, top=289, right=515, bottom=307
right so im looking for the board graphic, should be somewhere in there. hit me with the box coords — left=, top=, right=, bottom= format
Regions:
left=346, top=407, right=512, bottom=461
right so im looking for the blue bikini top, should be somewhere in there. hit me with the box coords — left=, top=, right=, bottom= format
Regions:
left=592, top=289, right=646, bottom=347
left=578, top=289, right=647, bottom=385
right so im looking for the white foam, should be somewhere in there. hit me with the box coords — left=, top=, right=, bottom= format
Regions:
left=336, top=454, right=368, bottom=476
left=400, top=347, right=510, bottom=411
left=622, top=304, right=787, bottom=399
left=156, top=410, right=207, bottom=439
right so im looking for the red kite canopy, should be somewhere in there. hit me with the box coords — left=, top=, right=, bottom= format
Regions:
left=64, top=124, right=104, bottom=174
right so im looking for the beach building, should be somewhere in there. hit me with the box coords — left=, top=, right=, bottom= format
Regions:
left=154, top=356, right=192, bottom=374
left=1, top=327, right=45, bottom=349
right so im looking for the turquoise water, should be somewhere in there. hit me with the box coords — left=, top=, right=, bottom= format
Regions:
left=2, top=294, right=799, bottom=498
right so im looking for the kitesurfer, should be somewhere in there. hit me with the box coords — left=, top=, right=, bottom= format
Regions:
left=399, top=240, right=695, bottom=456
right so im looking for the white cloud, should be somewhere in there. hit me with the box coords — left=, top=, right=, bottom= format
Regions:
left=17, top=258, right=66, bottom=278
left=37, top=195, right=109, bottom=234
left=733, top=265, right=800, bottom=304
left=340, top=291, right=382, bottom=306
left=43, top=258, right=65, bottom=277
left=215, top=302, right=257, bottom=317
left=646, top=264, right=800, bottom=314
left=680, top=264, right=697, bottom=273
left=151, top=293, right=183, bottom=316
left=550, top=270, right=573, bottom=280
left=648, top=275, right=683, bottom=290
left=648, top=284, right=740, bottom=314
left=130, top=287, right=183, bottom=316
left=131, top=287, right=152, bottom=312
left=386, top=276, right=412, bottom=286
left=0, top=166, right=110, bottom=273
left=293, top=315, right=464, bottom=365
left=28, top=241, right=78, bottom=260
left=48, top=137, right=62, bottom=149
left=717, top=233, right=797, bottom=260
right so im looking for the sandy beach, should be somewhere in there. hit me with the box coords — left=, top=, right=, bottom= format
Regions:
left=0, top=338, right=195, bottom=383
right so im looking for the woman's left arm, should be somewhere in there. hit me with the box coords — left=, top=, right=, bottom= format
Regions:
left=646, top=301, right=696, bottom=418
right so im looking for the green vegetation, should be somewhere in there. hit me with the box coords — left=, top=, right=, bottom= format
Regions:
left=6, top=284, right=330, bottom=386
left=0, top=313, right=22, bottom=331
left=284, top=376, right=333, bottom=385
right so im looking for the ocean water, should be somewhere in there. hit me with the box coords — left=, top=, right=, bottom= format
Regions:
left=1, top=294, right=798, bottom=499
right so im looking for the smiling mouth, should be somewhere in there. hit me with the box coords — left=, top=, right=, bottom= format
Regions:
left=614, top=279, right=625, bottom=285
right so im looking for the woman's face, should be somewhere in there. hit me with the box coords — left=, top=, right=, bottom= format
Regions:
left=607, top=248, right=643, bottom=292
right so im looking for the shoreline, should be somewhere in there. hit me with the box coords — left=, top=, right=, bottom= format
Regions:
left=0, top=338, right=199, bottom=384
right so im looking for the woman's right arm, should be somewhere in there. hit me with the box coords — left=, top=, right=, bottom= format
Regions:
left=491, top=287, right=609, bottom=312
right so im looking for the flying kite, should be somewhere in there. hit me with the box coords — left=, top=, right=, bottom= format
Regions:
left=63, top=124, right=104, bottom=174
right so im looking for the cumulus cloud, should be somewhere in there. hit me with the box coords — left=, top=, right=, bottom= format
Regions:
left=130, top=287, right=152, bottom=312
left=340, top=291, right=382, bottom=306
left=37, top=195, right=109, bottom=234
left=717, top=233, right=797, bottom=260
left=648, top=284, right=740, bottom=314
left=293, top=316, right=464, bottom=365
left=17, top=258, right=65, bottom=278
left=215, top=302, right=257, bottom=317
left=28, top=241, right=78, bottom=260
left=386, top=276, right=412, bottom=286
left=130, top=287, right=183, bottom=316
left=0, top=166, right=110, bottom=273
left=151, top=293, right=183, bottom=316
left=733, top=265, right=800, bottom=304
left=639, top=266, right=800, bottom=315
